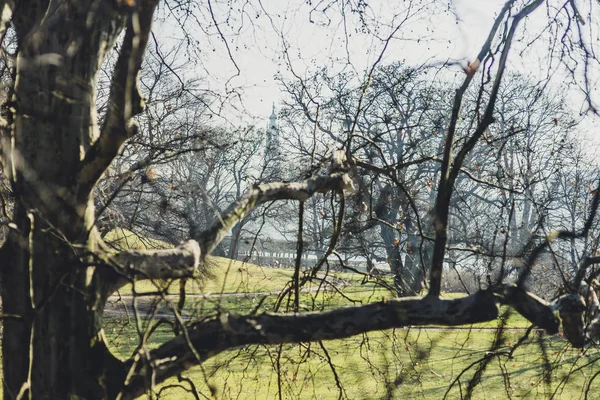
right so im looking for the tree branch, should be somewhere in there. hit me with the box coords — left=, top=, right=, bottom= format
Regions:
left=520, top=178, right=600, bottom=289
left=117, top=285, right=563, bottom=399
left=427, top=0, right=515, bottom=298
left=557, top=293, right=586, bottom=348
left=104, top=240, right=203, bottom=293
left=194, top=151, right=354, bottom=257
left=76, top=0, right=160, bottom=201
left=501, top=285, right=558, bottom=333
left=98, top=152, right=353, bottom=292
left=428, top=0, right=544, bottom=297
left=0, top=1, right=13, bottom=53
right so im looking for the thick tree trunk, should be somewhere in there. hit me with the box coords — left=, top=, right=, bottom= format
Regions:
left=374, top=184, right=423, bottom=296
left=3, top=208, right=123, bottom=399
left=402, top=229, right=426, bottom=295
left=2, top=8, right=126, bottom=397
left=399, top=208, right=426, bottom=296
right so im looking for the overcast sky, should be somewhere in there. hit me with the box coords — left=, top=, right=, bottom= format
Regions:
left=155, top=0, right=599, bottom=147
left=158, top=1, right=502, bottom=118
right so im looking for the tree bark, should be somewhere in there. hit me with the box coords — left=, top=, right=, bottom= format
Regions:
left=374, top=184, right=423, bottom=296
left=3, top=1, right=129, bottom=397
left=3, top=26, right=357, bottom=394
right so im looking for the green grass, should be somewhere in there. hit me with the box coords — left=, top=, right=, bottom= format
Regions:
left=103, top=232, right=598, bottom=399
left=104, top=228, right=172, bottom=250
left=114, top=256, right=298, bottom=295
left=104, top=262, right=596, bottom=399
left=105, top=227, right=371, bottom=295
left=113, top=256, right=369, bottom=297
left=108, top=321, right=598, bottom=399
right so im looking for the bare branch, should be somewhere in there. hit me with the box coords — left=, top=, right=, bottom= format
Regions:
left=104, top=240, right=202, bottom=293
left=119, top=290, right=500, bottom=399
left=76, top=0, right=160, bottom=201
left=194, top=151, right=354, bottom=257
left=429, top=0, right=544, bottom=297
left=502, top=285, right=558, bottom=333
left=97, top=152, right=353, bottom=291
left=118, top=284, right=565, bottom=398
left=519, top=178, right=600, bottom=289
left=0, top=1, right=13, bottom=62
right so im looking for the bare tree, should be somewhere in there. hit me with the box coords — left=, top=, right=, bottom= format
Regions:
left=2, top=1, right=600, bottom=399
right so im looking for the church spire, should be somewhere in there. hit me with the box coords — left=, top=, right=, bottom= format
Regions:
left=265, top=104, right=281, bottom=179
left=269, top=103, right=277, bottom=129
left=266, top=103, right=279, bottom=148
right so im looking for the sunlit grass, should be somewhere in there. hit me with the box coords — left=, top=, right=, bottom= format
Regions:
left=102, top=231, right=593, bottom=399
left=111, top=323, right=594, bottom=400
left=104, top=267, right=586, bottom=399
left=105, top=228, right=373, bottom=295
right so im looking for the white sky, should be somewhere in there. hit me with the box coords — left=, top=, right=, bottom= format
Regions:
left=155, top=0, right=599, bottom=147
left=174, top=1, right=501, bottom=118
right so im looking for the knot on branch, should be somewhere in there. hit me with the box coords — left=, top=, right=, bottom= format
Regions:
left=126, top=119, right=140, bottom=138
left=325, top=150, right=355, bottom=193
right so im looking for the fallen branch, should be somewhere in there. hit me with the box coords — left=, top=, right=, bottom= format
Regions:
left=117, top=285, right=564, bottom=398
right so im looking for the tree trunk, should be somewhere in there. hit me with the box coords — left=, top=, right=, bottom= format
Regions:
left=228, top=221, right=243, bottom=260
left=374, top=184, right=423, bottom=296
left=401, top=208, right=430, bottom=297
left=3, top=208, right=124, bottom=399
left=2, top=9, right=126, bottom=397
left=402, top=229, right=426, bottom=296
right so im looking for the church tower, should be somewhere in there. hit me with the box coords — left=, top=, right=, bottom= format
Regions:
left=264, top=104, right=281, bottom=178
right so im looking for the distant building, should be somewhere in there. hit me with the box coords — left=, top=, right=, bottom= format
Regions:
left=264, top=104, right=282, bottom=179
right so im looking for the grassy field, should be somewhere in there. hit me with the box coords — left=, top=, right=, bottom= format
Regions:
left=101, top=250, right=600, bottom=400
left=105, top=228, right=365, bottom=296
left=149, top=328, right=596, bottom=400
left=103, top=231, right=600, bottom=399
